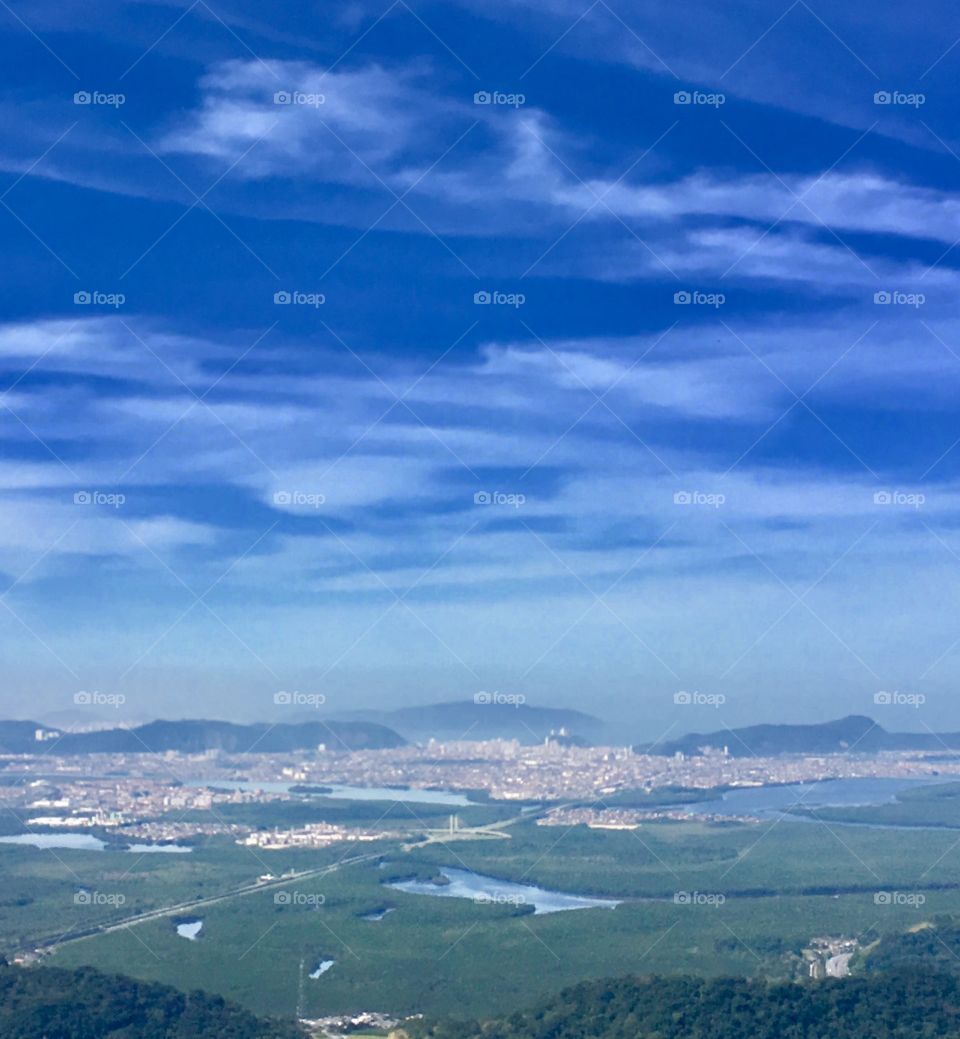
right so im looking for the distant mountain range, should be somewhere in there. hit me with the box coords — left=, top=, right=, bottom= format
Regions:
left=12, top=708, right=945, bottom=759
left=329, top=699, right=607, bottom=745
left=0, top=718, right=405, bottom=756
left=642, top=714, right=960, bottom=757
left=2, top=700, right=606, bottom=754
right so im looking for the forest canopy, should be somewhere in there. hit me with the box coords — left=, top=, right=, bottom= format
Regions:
left=0, top=962, right=304, bottom=1039
left=414, top=970, right=960, bottom=1039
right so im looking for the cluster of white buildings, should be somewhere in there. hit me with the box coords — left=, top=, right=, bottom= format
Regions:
left=239, top=823, right=396, bottom=850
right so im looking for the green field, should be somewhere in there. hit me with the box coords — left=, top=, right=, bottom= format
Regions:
left=2, top=792, right=951, bottom=1018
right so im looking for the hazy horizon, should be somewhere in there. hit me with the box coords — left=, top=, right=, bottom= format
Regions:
left=9, top=697, right=952, bottom=746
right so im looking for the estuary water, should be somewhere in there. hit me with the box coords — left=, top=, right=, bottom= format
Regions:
left=386, top=866, right=620, bottom=913
left=667, top=776, right=957, bottom=822
left=0, top=833, right=192, bottom=852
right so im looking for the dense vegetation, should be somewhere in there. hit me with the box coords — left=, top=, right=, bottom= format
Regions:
left=44, top=817, right=960, bottom=1018
left=415, top=971, right=960, bottom=1039
left=0, top=962, right=304, bottom=1038
left=859, top=919, right=960, bottom=974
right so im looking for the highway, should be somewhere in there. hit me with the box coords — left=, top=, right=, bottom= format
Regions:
left=38, top=852, right=381, bottom=952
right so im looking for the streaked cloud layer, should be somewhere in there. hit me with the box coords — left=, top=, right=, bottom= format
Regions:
left=2, top=0, right=960, bottom=733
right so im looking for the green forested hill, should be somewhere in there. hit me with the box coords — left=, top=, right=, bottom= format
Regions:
left=0, top=963, right=304, bottom=1039
left=640, top=714, right=960, bottom=757
left=859, top=920, right=960, bottom=975
left=415, top=971, right=960, bottom=1039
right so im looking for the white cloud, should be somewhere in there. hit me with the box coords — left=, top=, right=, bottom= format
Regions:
left=580, top=170, right=960, bottom=247
left=161, top=59, right=461, bottom=182
left=2, top=312, right=960, bottom=598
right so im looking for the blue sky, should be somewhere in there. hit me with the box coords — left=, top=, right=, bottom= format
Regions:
left=3, top=0, right=960, bottom=737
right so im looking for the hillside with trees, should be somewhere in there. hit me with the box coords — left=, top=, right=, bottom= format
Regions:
left=0, top=962, right=304, bottom=1039
left=413, top=970, right=960, bottom=1039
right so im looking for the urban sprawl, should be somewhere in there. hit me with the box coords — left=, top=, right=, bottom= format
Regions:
left=2, top=738, right=958, bottom=847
